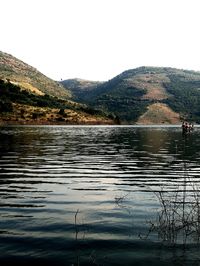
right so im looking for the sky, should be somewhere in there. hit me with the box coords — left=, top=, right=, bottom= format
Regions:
left=1, top=0, right=200, bottom=81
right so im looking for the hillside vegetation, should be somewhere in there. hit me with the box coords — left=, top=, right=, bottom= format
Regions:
left=0, top=51, right=116, bottom=125
left=62, top=66, right=200, bottom=124
left=1, top=50, right=200, bottom=125
left=0, top=51, right=71, bottom=99
left=61, top=78, right=103, bottom=100
left=0, top=79, right=115, bottom=125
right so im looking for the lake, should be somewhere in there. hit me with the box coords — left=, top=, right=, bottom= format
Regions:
left=0, top=125, right=200, bottom=266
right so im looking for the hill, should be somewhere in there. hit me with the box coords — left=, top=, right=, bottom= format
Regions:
left=62, top=66, right=200, bottom=124
left=0, top=52, right=115, bottom=125
left=61, top=78, right=103, bottom=100
left=0, top=79, right=115, bottom=125
left=0, top=51, right=71, bottom=99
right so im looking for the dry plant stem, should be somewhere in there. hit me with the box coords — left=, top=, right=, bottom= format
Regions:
left=147, top=160, right=200, bottom=246
left=74, top=209, right=80, bottom=266
left=114, top=193, right=129, bottom=206
left=75, top=209, right=79, bottom=241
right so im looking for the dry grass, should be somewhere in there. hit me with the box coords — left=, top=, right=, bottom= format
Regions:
left=0, top=103, right=114, bottom=125
left=138, top=143, right=200, bottom=247
left=143, top=177, right=200, bottom=246
left=0, top=51, right=71, bottom=99
left=11, top=81, right=44, bottom=96
left=137, top=103, right=180, bottom=124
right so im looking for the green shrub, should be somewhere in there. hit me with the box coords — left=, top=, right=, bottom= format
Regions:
left=0, top=99, right=13, bottom=112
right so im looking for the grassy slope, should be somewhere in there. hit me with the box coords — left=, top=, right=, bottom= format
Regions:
left=0, top=103, right=114, bottom=125
left=0, top=79, right=115, bottom=125
left=0, top=51, right=71, bottom=99
left=137, top=103, right=180, bottom=124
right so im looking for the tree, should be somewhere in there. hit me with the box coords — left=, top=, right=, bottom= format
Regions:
left=0, top=99, right=13, bottom=112
left=58, top=108, right=65, bottom=115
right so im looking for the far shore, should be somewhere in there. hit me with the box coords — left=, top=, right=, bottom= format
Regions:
left=1, top=121, right=196, bottom=127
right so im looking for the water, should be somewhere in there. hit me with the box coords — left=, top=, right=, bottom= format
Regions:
left=0, top=125, right=200, bottom=266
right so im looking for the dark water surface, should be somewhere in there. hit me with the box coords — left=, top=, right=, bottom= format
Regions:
left=0, top=125, right=200, bottom=266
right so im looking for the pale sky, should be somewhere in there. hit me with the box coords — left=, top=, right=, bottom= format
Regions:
left=1, top=0, right=200, bottom=81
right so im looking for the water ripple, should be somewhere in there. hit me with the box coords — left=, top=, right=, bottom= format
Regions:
left=1, top=126, right=200, bottom=265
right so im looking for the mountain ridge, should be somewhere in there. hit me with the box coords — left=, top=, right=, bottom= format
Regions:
left=1, top=50, right=200, bottom=124
left=61, top=66, right=200, bottom=124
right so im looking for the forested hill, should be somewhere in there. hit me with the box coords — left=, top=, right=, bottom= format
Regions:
left=61, top=67, right=200, bottom=124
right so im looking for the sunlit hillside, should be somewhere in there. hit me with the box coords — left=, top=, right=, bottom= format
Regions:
left=62, top=66, right=200, bottom=124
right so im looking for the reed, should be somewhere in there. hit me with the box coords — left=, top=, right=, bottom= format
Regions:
left=145, top=165, right=200, bottom=246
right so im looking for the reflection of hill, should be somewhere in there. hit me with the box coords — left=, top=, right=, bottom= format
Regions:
left=139, top=129, right=170, bottom=154
left=102, top=127, right=199, bottom=171
left=0, top=127, right=51, bottom=159
left=1, top=126, right=199, bottom=173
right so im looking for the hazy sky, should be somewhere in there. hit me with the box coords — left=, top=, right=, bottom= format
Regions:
left=1, top=0, right=200, bottom=81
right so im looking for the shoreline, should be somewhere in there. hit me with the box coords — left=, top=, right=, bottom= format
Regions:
left=0, top=121, right=116, bottom=126
left=0, top=122, right=192, bottom=127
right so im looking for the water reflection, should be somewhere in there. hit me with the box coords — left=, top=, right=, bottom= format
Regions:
left=0, top=126, right=200, bottom=265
